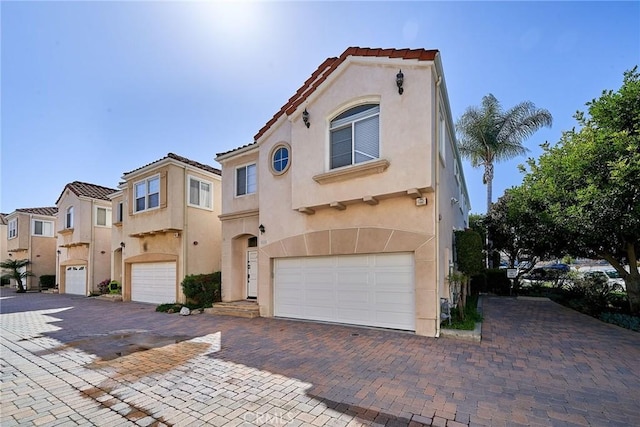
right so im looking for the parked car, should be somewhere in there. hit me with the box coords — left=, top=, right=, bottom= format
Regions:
left=520, top=264, right=571, bottom=287
left=578, top=266, right=626, bottom=290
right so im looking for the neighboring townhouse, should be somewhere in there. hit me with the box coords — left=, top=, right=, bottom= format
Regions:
left=215, top=47, right=470, bottom=337
left=5, top=207, right=58, bottom=290
left=55, top=181, right=119, bottom=295
left=109, top=153, right=222, bottom=304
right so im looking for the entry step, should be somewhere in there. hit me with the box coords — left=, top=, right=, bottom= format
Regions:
left=205, top=300, right=260, bottom=318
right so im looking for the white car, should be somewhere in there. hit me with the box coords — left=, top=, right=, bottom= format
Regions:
left=577, top=266, right=626, bottom=290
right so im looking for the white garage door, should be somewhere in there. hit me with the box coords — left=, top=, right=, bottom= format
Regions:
left=275, top=253, right=415, bottom=331
left=65, top=265, right=87, bottom=295
left=131, top=262, right=177, bottom=304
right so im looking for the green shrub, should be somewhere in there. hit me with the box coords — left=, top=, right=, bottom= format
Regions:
left=181, top=272, right=221, bottom=308
left=599, top=312, right=640, bottom=331
left=39, top=275, right=56, bottom=289
left=442, top=295, right=483, bottom=330
left=470, top=273, right=487, bottom=295
left=485, top=269, right=511, bottom=295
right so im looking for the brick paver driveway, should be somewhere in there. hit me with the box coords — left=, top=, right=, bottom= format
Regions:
left=1, top=288, right=639, bottom=426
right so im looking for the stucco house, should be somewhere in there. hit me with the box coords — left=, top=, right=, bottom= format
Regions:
left=0, top=214, right=8, bottom=285
left=109, top=153, right=222, bottom=304
left=215, top=47, right=470, bottom=337
left=55, top=181, right=119, bottom=295
left=4, top=207, right=58, bottom=290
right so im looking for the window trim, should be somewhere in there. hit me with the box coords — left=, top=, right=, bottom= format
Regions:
left=329, top=103, right=380, bottom=170
left=269, top=143, right=291, bottom=176
left=133, top=174, right=161, bottom=213
left=235, top=163, right=257, bottom=197
left=187, top=175, right=213, bottom=210
left=95, top=206, right=112, bottom=227
left=32, top=219, right=54, bottom=237
left=8, top=218, right=17, bottom=239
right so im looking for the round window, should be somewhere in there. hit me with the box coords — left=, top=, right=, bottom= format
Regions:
left=272, top=146, right=290, bottom=174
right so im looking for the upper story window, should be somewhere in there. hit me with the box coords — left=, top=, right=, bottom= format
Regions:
left=330, top=104, right=380, bottom=169
left=96, top=206, right=112, bottom=227
left=65, top=206, right=74, bottom=229
left=32, top=219, right=54, bottom=237
left=116, top=201, right=124, bottom=223
left=270, top=144, right=291, bottom=175
left=8, top=219, right=17, bottom=239
left=236, top=164, right=256, bottom=196
left=188, top=176, right=212, bottom=209
left=439, top=103, right=447, bottom=164
left=134, top=175, right=160, bottom=212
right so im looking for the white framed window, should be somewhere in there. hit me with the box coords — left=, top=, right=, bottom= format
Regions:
left=188, top=176, right=213, bottom=209
left=32, top=219, right=54, bottom=237
left=8, top=218, right=17, bottom=239
left=134, top=175, right=160, bottom=212
left=95, top=206, right=112, bottom=227
left=236, top=164, right=256, bottom=196
left=330, top=104, right=380, bottom=169
left=65, top=206, right=74, bottom=229
left=116, top=201, right=124, bottom=223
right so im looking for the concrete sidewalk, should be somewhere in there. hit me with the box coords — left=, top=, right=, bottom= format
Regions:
left=1, top=288, right=639, bottom=426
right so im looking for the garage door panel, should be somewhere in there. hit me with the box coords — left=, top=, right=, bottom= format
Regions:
left=337, top=255, right=368, bottom=267
left=131, top=262, right=176, bottom=305
left=275, top=253, right=414, bottom=331
left=65, top=265, right=87, bottom=295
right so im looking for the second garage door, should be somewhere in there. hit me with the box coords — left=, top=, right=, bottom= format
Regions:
left=274, top=253, right=415, bottom=331
left=65, top=265, right=87, bottom=295
left=131, top=262, right=177, bottom=304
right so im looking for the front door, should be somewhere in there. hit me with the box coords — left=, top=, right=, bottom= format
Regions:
left=247, top=250, right=258, bottom=298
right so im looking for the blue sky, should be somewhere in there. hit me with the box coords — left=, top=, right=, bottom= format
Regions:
left=1, top=1, right=638, bottom=215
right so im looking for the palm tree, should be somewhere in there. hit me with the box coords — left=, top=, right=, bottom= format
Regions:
left=456, top=94, right=553, bottom=213
left=0, top=258, right=34, bottom=293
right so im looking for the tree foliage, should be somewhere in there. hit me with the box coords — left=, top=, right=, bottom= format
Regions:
left=0, top=259, right=33, bottom=293
left=456, top=94, right=553, bottom=212
left=515, top=67, right=640, bottom=312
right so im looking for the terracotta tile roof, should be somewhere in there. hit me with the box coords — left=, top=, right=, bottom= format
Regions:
left=123, top=152, right=221, bottom=177
left=55, top=181, right=119, bottom=204
left=216, top=47, right=439, bottom=158
left=15, top=207, right=58, bottom=217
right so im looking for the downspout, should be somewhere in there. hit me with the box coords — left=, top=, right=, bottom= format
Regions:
left=181, top=167, right=188, bottom=304
left=29, top=213, right=33, bottom=290
left=89, top=199, right=95, bottom=296
left=435, top=74, right=442, bottom=338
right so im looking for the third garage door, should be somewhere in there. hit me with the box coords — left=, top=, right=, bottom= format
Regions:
left=131, top=262, right=177, bottom=304
left=274, top=253, right=415, bottom=331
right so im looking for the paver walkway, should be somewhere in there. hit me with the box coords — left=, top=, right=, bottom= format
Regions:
left=1, top=288, right=639, bottom=426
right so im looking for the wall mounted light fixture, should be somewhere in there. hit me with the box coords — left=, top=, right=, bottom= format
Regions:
left=193, top=241, right=199, bottom=246
left=120, top=242, right=125, bottom=248
left=396, top=69, right=404, bottom=95
left=259, top=224, right=266, bottom=234
left=302, top=109, right=310, bottom=128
